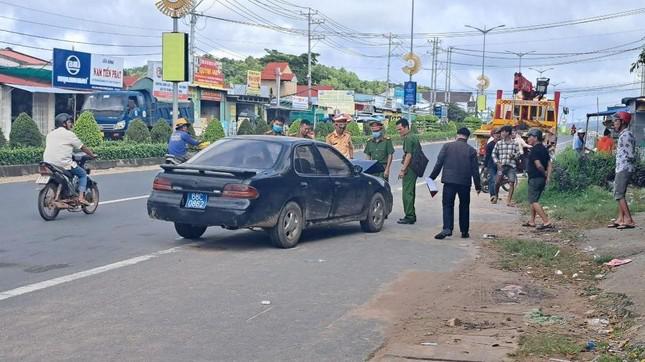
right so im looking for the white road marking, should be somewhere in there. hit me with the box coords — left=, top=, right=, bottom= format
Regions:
left=247, top=306, right=274, bottom=322
left=0, top=245, right=189, bottom=302
left=100, top=195, right=149, bottom=205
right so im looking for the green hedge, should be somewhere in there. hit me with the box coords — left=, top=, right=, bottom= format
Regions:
left=237, top=119, right=254, bottom=135
left=125, top=119, right=151, bottom=143
left=0, top=143, right=167, bottom=166
left=150, top=119, right=172, bottom=143
left=10, top=112, right=42, bottom=148
left=73, top=111, right=102, bottom=147
left=253, top=119, right=270, bottom=135
left=0, top=127, right=6, bottom=148
left=202, top=119, right=226, bottom=142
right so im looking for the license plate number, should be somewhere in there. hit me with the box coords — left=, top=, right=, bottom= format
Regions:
left=184, top=193, right=208, bottom=209
left=35, top=176, right=50, bottom=184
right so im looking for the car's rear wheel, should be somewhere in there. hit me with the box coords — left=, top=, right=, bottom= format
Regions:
left=360, top=193, right=385, bottom=232
left=269, top=201, right=303, bottom=248
left=174, top=223, right=207, bottom=239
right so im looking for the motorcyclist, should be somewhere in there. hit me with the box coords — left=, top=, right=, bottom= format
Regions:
left=168, top=118, right=200, bottom=162
left=42, top=113, right=97, bottom=205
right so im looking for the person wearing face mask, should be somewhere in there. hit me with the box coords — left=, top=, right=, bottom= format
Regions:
left=265, top=117, right=286, bottom=136
left=325, top=114, right=354, bottom=159
left=364, top=119, right=394, bottom=181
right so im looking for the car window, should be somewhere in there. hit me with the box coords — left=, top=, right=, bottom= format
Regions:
left=317, top=145, right=352, bottom=177
left=294, top=145, right=326, bottom=175
left=189, top=139, right=284, bottom=170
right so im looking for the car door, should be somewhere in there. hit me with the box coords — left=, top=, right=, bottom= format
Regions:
left=315, top=145, right=366, bottom=218
left=293, top=145, right=333, bottom=220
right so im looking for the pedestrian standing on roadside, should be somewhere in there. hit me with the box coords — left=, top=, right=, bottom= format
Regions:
left=608, top=111, right=636, bottom=229
left=512, top=128, right=531, bottom=175
left=430, top=127, right=481, bottom=239
left=485, top=128, right=501, bottom=204
left=265, top=117, right=286, bottom=136
left=596, top=128, right=615, bottom=154
left=523, top=128, right=553, bottom=229
left=293, top=119, right=315, bottom=139
left=492, top=125, right=521, bottom=207
left=573, top=128, right=593, bottom=153
left=364, top=119, right=394, bottom=181
left=397, top=118, right=421, bottom=225
left=326, top=114, right=354, bottom=159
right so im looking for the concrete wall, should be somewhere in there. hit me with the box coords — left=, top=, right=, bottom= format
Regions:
left=0, top=86, right=11, bottom=139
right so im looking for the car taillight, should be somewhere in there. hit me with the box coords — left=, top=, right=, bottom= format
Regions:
left=152, top=177, right=172, bottom=191
left=39, top=164, right=51, bottom=176
left=222, top=184, right=259, bottom=199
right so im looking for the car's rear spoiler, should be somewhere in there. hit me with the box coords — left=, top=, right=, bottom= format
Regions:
left=160, top=164, right=257, bottom=178
left=351, top=160, right=385, bottom=175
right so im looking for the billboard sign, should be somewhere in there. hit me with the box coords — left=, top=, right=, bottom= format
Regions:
left=404, top=81, right=417, bottom=106
left=317, top=90, right=355, bottom=114
left=53, top=48, right=123, bottom=90
left=193, top=56, right=225, bottom=89
left=291, top=96, right=308, bottom=110
left=246, top=70, right=261, bottom=96
left=147, top=61, right=189, bottom=101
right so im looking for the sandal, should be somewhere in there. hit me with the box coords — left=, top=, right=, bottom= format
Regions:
left=521, top=222, right=536, bottom=227
left=616, top=224, right=636, bottom=230
left=537, top=223, right=555, bottom=230
left=607, top=223, right=620, bottom=228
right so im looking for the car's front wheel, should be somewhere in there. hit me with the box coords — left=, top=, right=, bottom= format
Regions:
left=174, top=223, right=207, bottom=239
left=269, top=201, right=303, bottom=248
left=360, top=193, right=386, bottom=232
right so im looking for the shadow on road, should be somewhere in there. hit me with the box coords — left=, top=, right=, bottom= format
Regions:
left=190, top=224, right=365, bottom=251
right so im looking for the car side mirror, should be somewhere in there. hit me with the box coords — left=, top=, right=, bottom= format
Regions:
left=353, top=164, right=363, bottom=175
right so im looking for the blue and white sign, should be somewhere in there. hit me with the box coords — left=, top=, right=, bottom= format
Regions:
left=53, top=48, right=123, bottom=90
left=404, top=81, right=417, bottom=106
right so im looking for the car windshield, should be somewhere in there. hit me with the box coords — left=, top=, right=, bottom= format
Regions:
left=82, top=94, right=127, bottom=113
left=188, top=139, right=284, bottom=170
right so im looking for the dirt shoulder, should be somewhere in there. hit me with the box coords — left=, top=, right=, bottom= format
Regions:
left=363, top=188, right=644, bottom=361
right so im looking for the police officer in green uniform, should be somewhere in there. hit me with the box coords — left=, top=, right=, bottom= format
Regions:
left=364, top=119, right=394, bottom=181
left=396, top=118, right=420, bottom=225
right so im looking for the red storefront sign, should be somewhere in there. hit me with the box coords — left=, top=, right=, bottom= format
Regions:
left=194, top=57, right=225, bottom=89
left=201, top=89, right=222, bottom=101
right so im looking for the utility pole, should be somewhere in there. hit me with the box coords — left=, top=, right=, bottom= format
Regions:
left=301, top=8, right=323, bottom=109
left=386, top=32, right=392, bottom=92
left=433, top=37, right=439, bottom=106
left=465, top=24, right=505, bottom=118
left=188, top=0, right=204, bottom=84
left=447, top=46, right=453, bottom=104
left=407, top=0, right=415, bottom=121
left=641, top=66, right=645, bottom=96
left=444, top=45, right=450, bottom=106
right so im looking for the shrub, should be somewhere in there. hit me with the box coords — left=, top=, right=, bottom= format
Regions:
left=202, top=118, right=226, bottom=142
left=9, top=112, right=42, bottom=148
left=386, top=119, right=398, bottom=135
left=73, top=111, right=103, bottom=147
left=550, top=148, right=615, bottom=192
left=125, top=119, right=151, bottom=143
left=346, top=121, right=361, bottom=137
left=315, top=121, right=334, bottom=138
left=150, top=119, right=172, bottom=143
left=288, top=119, right=301, bottom=135
left=237, top=119, right=254, bottom=135
left=254, top=119, right=270, bottom=135
left=463, top=115, right=482, bottom=129
left=0, top=127, right=6, bottom=148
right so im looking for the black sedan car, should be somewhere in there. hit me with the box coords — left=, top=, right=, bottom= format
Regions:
left=147, top=136, right=393, bottom=248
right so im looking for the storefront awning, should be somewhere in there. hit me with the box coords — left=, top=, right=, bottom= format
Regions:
left=6, top=84, right=92, bottom=94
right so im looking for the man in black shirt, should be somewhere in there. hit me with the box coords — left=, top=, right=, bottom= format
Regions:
left=485, top=128, right=501, bottom=203
left=524, top=128, right=553, bottom=229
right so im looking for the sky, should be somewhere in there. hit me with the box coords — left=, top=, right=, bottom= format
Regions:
left=0, top=0, right=644, bottom=124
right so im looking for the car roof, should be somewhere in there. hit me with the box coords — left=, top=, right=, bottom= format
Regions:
left=227, top=135, right=323, bottom=146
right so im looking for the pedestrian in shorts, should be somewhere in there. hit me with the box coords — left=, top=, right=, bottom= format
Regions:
left=523, top=128, right=553, bottom=229
left=492, top=125, right=521, bottom=207
left=608, top=111, right=637, bottom=229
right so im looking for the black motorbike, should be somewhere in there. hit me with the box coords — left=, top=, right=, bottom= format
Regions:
left=37, top=153, right=99, bottom=221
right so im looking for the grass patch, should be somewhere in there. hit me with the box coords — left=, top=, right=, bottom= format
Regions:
left=517, top=333, right=580, bottom=357
left=513, top=181, right=645, bottom=227
left=493, top=238, right=564, bottom=270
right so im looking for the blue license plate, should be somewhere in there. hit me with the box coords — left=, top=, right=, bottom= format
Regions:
left=184, top=193, right=208, bottom=209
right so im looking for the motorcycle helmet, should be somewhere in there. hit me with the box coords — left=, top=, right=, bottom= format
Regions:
left=55, top=113, right=72, bottom=128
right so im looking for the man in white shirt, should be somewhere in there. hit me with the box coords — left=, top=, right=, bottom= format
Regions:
left=43, top=113, right=96, bottom=204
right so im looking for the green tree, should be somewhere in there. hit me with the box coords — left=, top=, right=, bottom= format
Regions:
left=125, top=119, right=151, bottom=143
left=463, top=115, right=482, bottom=129
left=9, top=112, right=42, bottom=148
left=202, top=119, right=226, bottom=142
left=124, top=65, right=148, bottom=79
left=254, top=119, right=270, bottom=135
left=73, top=111, right=103, bottom=147
left=386, top=119, right=398, bottom=135
left=630, top=48, right=645, bottom=73
left=447, top=103, right=468, bottom=122
left=314, top=121, right=334, bottom=138
left=150, top=119, right=172, bottom=143
left=0, top=127, right=7, bottom=148
left=260, top=49, right=318, bottom=85
left=288, top=119, right=301, bottom=135
left=237, top=119, right=255, bottom=135
left=346, top=121, right=361, bottom=137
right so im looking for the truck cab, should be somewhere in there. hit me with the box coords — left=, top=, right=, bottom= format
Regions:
left=81, top=77, right=194, bottom=139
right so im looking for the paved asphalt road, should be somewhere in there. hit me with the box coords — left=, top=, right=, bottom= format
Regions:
left=0, top=136, right=572, bottom=361
left=0, top=140, right=464, bottom=361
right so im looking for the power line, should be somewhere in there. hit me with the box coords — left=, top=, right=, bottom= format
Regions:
left=0, top=14, right=158, bottom=38
left=0, top=40, right=160, bottom=57
left=0, top=27, right=160, bottom=48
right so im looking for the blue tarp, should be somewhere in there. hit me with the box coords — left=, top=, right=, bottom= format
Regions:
left=586, top=106, right=629, bottom=118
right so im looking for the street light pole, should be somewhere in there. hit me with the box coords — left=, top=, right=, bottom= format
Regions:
left=505, top=51, right=535, bottom=73
left=465, top=24, right=505, bottom=117
left=529, top=67, right=554, bottom=77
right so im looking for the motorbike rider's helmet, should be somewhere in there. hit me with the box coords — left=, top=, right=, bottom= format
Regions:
left=175, top=118, right=190, bottom=130
left=55, top=113, right=72, bottom=128
left=613, top=111, right=631, bottom=126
